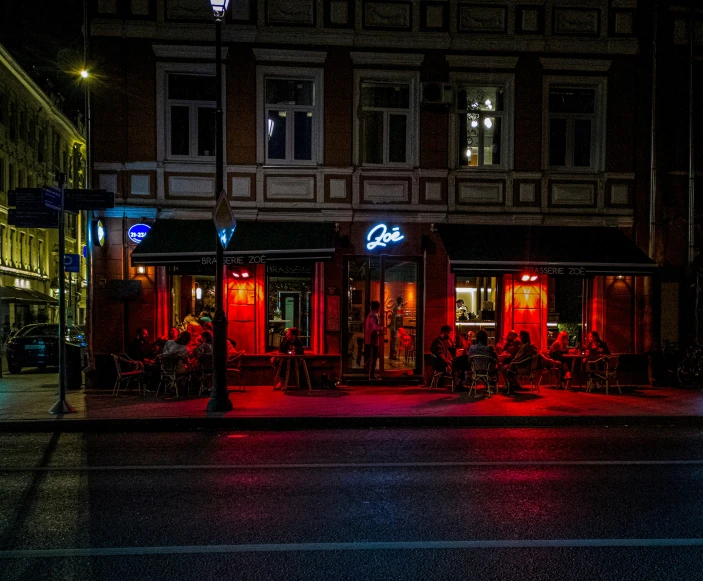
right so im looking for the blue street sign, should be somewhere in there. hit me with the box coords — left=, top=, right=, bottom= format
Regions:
left=128, top=223, right=151, bottom=244
left=213, top=193, right=236, bottom=249
left=41, top=185, right=62, bottom=211
left=63, top=254, right=80, bottom=273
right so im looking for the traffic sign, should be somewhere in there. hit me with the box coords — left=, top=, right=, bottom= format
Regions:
left=64, top=189, right=115, bottom=211
left=63, top=254, right=80, bottom=273
left=41, top=185, right=62, bottom=211
left=8, top=209, right=59, bottom=228
left=213, top=192, right=236, bottom=249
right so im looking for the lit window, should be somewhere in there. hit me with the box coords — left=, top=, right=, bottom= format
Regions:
left=267, top=267, right=314, bottom=350
left=457, top=86, right=504, bottom=167
left=167, top=74, right=216, bottom=159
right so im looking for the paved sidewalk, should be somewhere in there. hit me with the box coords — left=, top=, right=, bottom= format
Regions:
left=1, top=368, right=702, bottom=429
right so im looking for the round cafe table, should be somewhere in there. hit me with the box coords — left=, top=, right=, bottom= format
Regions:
left=561, top=352, right=589, bottom=389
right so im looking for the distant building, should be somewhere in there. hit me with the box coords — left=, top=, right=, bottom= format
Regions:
left=0, top=43, right=87, bottom=336
left=86, top=0, right=701, bottom=384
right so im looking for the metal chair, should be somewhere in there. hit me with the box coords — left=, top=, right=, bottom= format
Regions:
left=111, top=354, right=145, bottom=396
left=507, top=354, right=541, bottom=395
left=428, top=353, right=454, bottom=389
left=586, top=355, right=621, bottom=394
left=467, top=355, right=498, bottom=397
left=155, top=354, right=189, bottom=398
left=538, top=353, right=563, bottom=389
left=227, top=353, right=245, bottom=392
left=197, top=354, right=214, bottom=397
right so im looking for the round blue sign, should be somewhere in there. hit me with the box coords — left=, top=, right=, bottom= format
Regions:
left=128, top=223, right=151, bottom=244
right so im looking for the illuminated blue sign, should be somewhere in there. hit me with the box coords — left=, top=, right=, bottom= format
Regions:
left=366, top=224, right=405, bottom=251
left=128, top=223, right=151, bottom=244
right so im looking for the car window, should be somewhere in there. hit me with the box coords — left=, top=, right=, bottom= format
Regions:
left=22, top=325, right=58, bottom=337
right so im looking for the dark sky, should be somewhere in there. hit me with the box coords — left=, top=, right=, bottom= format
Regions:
left=0, top=0, right=86, bottom=119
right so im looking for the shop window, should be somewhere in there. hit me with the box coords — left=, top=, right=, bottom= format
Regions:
left=553, top=277, right=584, bottom=347
left=455, top=276, right=498, bottom=343
left=166, top=73, right=217, bottom=160
left=455, top=78, right=512, bottom=169
left=267, top=268, right=313, bottom=350
left=545, top=77, right=606, bottom=171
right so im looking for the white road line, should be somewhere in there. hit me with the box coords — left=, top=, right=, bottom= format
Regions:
left=1, top=538, right=703, bottom=558
left=2, top=460, right=703, bottom=472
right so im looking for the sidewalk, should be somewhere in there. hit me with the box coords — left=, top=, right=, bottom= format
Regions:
left=1, top=367, right=703, bottom=430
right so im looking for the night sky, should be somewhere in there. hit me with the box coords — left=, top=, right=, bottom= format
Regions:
left=0, top=0, right=86, bottom=118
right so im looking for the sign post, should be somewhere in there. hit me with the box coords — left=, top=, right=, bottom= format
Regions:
left=49, top=174, right=76, bottom=415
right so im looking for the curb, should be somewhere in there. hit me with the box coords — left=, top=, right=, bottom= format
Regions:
left=1, top=415, right=703, bottom=432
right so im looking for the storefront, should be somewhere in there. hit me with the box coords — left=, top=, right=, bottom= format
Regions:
left=437, top=225, right=658, bottom=355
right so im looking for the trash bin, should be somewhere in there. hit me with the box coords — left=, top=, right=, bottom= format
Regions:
left=65, top=343, right=83, bottom=390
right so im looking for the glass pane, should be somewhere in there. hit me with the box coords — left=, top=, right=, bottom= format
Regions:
left=459, top=113, right=480, bottom=166
left=549, top=118, right=567, bottom=166
left=265, top=79, right=314, bottom=106
left=346, top=258, right=380, bottom=374
left=361, top=84, right=409, bottom=109
left=455, top=276, right=497, bottom=345
left=457, top=87, right=503, bottom=112
left=168, top=74, right=216, bottom=101
left=388, top=114, right=407, bottom=163
left=483, top=116, right=501, bottom=165
left=197, top=107, right=216, bottom=156
left=267, top=110, right=287, bottom=160
left=170, top=106, right=189, bottom=155
left=383, top=259, right=418, bottom=374
left=574, top=119, right=592, bottom=167
left=362, top=111, right=384, bottom=164
left=268, top=272, right=313, bottom=349
left=293, top=111, right=313, bottom=160
left=549, top=88, right=595, bottom=114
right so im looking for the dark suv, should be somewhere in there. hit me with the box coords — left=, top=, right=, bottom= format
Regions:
left=6, top=324, right=85, bottom=374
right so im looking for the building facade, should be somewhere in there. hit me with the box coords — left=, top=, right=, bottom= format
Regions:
left=0, top=44, right=88, bottom=339
left=87, top=0, right=699, bottom=384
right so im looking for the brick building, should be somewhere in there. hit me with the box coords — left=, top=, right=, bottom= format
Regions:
left=86, top=0, right=699, bottom=385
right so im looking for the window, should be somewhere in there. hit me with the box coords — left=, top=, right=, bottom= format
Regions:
left=9, top=102, right=17, bottom=141
left=359, top=81, right=412, bottom=165
left=267, top=266, right=314, bottom=350
left=457, top=86, right=504, bottom=167
left=265, top=78, right=316, bottom=164
left=0, top=92, right=6, bottom=125
left=455, top=275, right=498, bottom=344
left=8, top=163, right=15, bottom=191
left=545, top=78, right=606, bottom=171
left=0, top=158, right=5, bottom=192
left=53, top=133, right=61, bottom=168
left=257, top=66, right=323, bottom=166
left=38, top=128, right=46, bottom=163
left=167, top=73, right=216, bottom=159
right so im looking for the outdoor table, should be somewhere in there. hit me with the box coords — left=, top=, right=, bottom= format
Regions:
left=273, top=354, right=312, bottom=392
left=561, top=353, right=589, bottom=389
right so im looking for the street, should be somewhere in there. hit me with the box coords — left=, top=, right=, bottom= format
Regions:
left=1, top=427, right=703, bottom=580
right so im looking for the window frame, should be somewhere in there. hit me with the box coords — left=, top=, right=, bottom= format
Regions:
left=543, top=76, right=607, bottom=172
left=450, top=73, right=514, bottom=171
left=256, top=66, right=324, bottom=166
left=353, top=69, right=419, bottom=169
left=156, top=61, right=225, bottom=164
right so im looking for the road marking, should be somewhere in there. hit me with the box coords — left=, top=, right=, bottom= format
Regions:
left=2, top=538, right=703, bottom=558
left=2, top=460, right=703, bottom=472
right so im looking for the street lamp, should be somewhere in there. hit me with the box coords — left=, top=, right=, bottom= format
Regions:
left=207, top=0, right=233, bottom=412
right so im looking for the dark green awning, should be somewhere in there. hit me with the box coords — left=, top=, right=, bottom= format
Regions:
left=131, top=220, right=336, bottom=266
left=0, top=286, right=57, bottom=304
left=437, top=225, right=657, bottom=276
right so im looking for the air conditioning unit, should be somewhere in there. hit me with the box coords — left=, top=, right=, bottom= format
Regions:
left=421, top=82, right=453, bottom=105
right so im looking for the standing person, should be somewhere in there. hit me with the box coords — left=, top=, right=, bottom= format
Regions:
left=430, top=325, right=454, bottom=377
left=388, top=296, right=404, bottom=360
left=456, top=299, right=468, bottom=321
left=364, top=301, right=382, bottom=380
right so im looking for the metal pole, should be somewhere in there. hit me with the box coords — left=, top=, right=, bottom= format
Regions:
left=648, top=0, right=658, bottom=261
left=208, top=15, right=232, bottom=412
left=688, top=0, right=696, bottom=268
left=50, top=173, right=76, bottom=414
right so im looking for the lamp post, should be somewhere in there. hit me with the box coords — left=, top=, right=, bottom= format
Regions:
left=207, top=0, right=233, bottom=412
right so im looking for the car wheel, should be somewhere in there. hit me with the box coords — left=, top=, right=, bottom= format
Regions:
left=7, top=361, right=22, bottom=374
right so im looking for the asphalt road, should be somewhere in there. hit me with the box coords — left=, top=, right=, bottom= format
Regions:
left=1, top=427, right=703, bottom=581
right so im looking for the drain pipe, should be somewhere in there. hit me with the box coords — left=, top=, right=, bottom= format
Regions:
left=688, top=0, right=697, bottom=340
left=648, top=0, right=658, bottom=260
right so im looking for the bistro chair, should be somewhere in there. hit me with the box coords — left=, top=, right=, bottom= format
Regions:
left=467, top=355, right=498, bottom=397
left=428, top=354, right=454, bottom=390
left=586, top=355, right=621, bottom=395
left=227, top=353, right=245, bottom=392
left=111, top=354, right=145, bottom=397
left=155, top=354, right=190, bottom=398
left=538, top=353, right=562, bottom=389
left=508, top=354, right=541, bottom=395
left=197, top=354, right=214, bottom=397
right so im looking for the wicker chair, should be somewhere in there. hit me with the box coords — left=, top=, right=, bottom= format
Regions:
left=507, top=354, right=541, bottom=395
left=227, top=352, right=245, bottom=392
left=586, top=355, right=621, bottom=394
left=428, top=354, right=454, bottom=390
left=467, top=355, right=498, bottom=397
left=111, top=354, right=145, bottom=397
left=155, top=354, right=190, bottom=398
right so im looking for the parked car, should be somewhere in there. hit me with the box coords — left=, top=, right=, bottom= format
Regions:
left=5, top=324, right=86, bottom=374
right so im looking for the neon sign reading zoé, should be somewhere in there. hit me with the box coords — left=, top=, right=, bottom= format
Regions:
left=366, top=224, right=405, bottom=251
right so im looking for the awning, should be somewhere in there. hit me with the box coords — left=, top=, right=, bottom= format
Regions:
left=437, top=225, right=658, bottom=276
left=0, top=286, right=58, bottom=304
left=131, top=220, right=336, bottom=267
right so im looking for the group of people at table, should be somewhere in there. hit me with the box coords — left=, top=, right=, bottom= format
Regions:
left=125, top=312, right=245, bottom=394
left=430, top=326, right=610, bottom=393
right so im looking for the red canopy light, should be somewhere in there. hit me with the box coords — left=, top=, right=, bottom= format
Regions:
left=520, top=271, right=539, bottom=282
left=230, top=268, right=251, bottom=279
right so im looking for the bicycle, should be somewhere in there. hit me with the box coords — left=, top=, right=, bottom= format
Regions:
left=676, top=342, right=703, bottom=389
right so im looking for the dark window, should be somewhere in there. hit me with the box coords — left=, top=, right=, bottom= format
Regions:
left=549, top=119, right=567, bottom=166
left=168, top=75, right=216, bottom=101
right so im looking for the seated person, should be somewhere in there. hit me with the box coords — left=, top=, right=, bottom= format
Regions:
left=459, top=329, right=499, bottom=387
left=430, top=325, right=454, bottom=376
left=162, top=331, right=192, bottom=374
left=279, top=327, right=304, bottom=355
left=586, top=331, right=610, bottom=358
left=548, top=330, right=571, bottom=383
left=497, top=330, right=521, bottom=363
left=501, top=330, right=538, bottom=391
left=127, top=327, right=155, bottom=364
left=194, top=330, right=213, bottom=360
left=227, top=338, right=244, bottom=367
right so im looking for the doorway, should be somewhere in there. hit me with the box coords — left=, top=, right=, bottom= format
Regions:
left=343, top=255, right=423, bottom=378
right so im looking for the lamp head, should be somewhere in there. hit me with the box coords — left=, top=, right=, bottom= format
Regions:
left=80, top=70, right=89, bottom=79
left=209, top=0, right=230, bottom=18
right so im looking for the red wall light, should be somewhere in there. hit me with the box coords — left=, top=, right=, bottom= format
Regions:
left=231, top=268, right=251, bottom=279
left=520, top=271, right=539, bottom=282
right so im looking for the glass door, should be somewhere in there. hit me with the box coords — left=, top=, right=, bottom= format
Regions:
left=343, top=255, right=422, bottom=378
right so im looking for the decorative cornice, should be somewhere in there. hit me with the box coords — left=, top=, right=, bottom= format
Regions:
left=446, top=55, right=519, bottom=69
left=350, top=52, right=424, bottom=67
left=540, top=57, right=612, bottom=72
left=252, top=48, right=327, bottom=64
left=152, top=44, right=229, bottom=60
